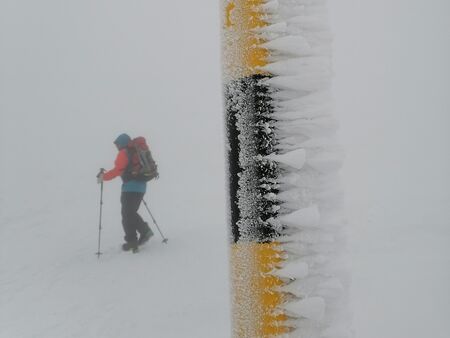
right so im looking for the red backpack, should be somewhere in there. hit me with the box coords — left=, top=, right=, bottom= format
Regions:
left=124, top=137, right=159, bottom=182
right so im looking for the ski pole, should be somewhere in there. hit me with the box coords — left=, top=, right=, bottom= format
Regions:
left=95, top=169, right=105, bottom=258
left=142, top=199, right=168, bottom=244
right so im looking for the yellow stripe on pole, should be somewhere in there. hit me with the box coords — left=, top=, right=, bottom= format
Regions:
left=223, top=0, right=269, bottom=78
left=231, top=242, right=291, bottom=337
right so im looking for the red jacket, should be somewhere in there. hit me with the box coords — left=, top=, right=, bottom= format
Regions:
left=103, top=149, right=129, bottom=181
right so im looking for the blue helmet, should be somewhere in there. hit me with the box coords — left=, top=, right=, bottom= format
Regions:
left=114, top=133, right=131, bottom=149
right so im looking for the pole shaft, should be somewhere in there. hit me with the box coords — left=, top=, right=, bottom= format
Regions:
left=142, top=200, right=167, bottom=241
left=97, top=181, right=103, bottom=258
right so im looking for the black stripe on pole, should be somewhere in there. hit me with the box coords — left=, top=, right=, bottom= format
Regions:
left=225, top=74, right=280, bottom=244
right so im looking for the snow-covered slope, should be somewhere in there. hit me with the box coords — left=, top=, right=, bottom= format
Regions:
left=0, top=206, right=229, bottom=338
left=0, top=2, right=230, bottom=338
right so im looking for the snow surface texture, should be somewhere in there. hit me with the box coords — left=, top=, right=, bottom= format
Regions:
left=259, top=0, right=352, bottom=336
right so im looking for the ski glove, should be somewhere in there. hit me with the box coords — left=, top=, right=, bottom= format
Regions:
left=96, top=168, right=105, bottom=184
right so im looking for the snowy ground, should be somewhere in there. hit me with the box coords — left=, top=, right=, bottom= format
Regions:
left=1, top=1, right=449, bottom=338
left=0, top=193, right=229, bottom=338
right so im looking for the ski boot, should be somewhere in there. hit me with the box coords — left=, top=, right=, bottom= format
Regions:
left=138, top=227, right=154, bottom=246
left=122, top=241, right=139, bottom=253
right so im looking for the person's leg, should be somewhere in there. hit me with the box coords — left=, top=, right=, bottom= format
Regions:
left=133, top=193, right=151, bottom=236
left=121, top=192, right=139, bottom=244
left=126, top=192, right=151, bottom=235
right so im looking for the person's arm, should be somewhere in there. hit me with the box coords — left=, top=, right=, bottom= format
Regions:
left=103, top=150, right=128, bottom=181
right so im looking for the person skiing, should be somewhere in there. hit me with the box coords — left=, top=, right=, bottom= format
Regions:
left=97, top=133, right=154, bottom=252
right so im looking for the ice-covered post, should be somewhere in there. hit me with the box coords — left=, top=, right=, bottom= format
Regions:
left=222, top=0, right=351, bottom=337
